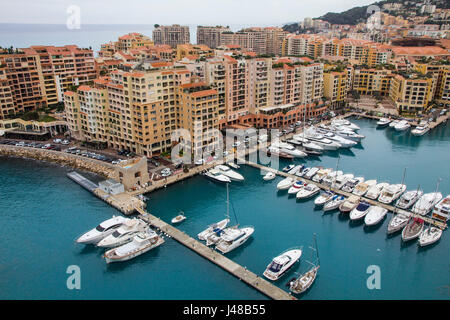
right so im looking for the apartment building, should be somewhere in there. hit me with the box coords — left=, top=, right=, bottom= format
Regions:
left=223, top=56, right=250, bottom=123
left=352, top=68, right=393, bottom=96
left=98, top=33, right=153, bottom=58
left=153, top=25, right=190, bottom=48
left=323, top=71, right=348, bottom=107
left=175, top=44, right=214, bottom=61
left=204, top=59, right=227, bottom=123
left=197, top=26, right=231, bottom=49
left=435, top=65, right=450, bottom=108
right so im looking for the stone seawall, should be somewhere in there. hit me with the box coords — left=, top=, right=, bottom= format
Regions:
left=0, top=145, right=115, bottom=178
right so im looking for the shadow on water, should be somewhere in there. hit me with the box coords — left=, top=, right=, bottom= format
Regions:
left=322, top=208, right=338, bottom=217
left=225, top=237, right=254, bottom=261
left=338, top=148, right=356, bottom=157
left=417, top=240, right=441, bottom=253
left=363, top=218, right=386, bottom=233
left=386, top=230, right=402, bottom=240
left=400, top=238, right=418, bottom=250
left=348, top=218, right=364, bottom=228
left=353, top=143, right=364, bottom=150
left=77, top=243, right=103, bottom=255
left=337, top=212, right=350, bottom=222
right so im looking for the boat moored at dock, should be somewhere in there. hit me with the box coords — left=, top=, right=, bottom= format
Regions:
left=366, top=182, right=389, bottom=200
left=214, top=165, right=244, bottom=181
left=394, top=120, right=411, bottom=131
left=323, top=195, right=346, bottom=212
left=263, top=248, right=302, bottom=281
left=76, top=216, right=130, bottom=244
left=353, top=179, right=377, bottom=196
left=387, top=212, right=410, bottom=235
left=432, top=195, right=450, bottom=222
left=402, top=217, right=424, bottom=242
left=288, top=181, right=306, bottom=194
left=411, top=122, right=430, bottom=136
left=339, top=195, right=360, bottom=213
left=97, top=218, right=147, bottom=248
left=378, top=184, right=406, bottom=204
left=314, top=190, right=335, bottom=207
left=296, top=184, right=320, bottom=199
left=418, top=226, right=443, bottom=247
left=412, top=192, right=443, bottom=216
left=277, top=177, right=295, bottom=190
left=395, top=190, right=423, bottom=210
left=364, top=206, right=388, bottom=226
left=376, top=118, right=391, bottom=128
left=203, top=168, right=231, bottom=183
left=198, top=218, right=230, bottom=241
left=350, top=201, right=371, bottom=221
left=215, top=226, right=255, bottom=254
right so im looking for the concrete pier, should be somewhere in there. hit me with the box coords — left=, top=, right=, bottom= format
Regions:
left=136, top=207, right=296, bottom=300
left=67, top=171, right=98, bottom=192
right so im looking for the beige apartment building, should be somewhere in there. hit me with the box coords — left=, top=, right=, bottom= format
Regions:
left=323, top=71, right=348, bottom=107
left=197, top=26, right=231, bottom=49
left=153, top=25, right=190, bottom=48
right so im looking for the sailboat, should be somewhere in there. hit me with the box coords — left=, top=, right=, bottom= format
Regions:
left=203, top=183, right=232, bottom=246
left=418, top=223, right=443, bottom=247
left=289, top=234, right=320, bottom=295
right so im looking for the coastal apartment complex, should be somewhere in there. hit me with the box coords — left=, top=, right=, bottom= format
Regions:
left=153, top=25, right=190, bottom=48
left=99, top=33, right=154, bottom=58
left=197, top=26, right=231, bottom=49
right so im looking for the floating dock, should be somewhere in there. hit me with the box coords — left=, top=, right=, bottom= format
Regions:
left=67, top=171, right=98, bottom=192
left=136, top=207, right=296, bottom=300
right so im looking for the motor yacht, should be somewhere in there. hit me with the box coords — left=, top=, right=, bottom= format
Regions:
left=304, top=167, right=320, bottom=180
left=282, top=164, right=296, bottom=172
left=214, top=165, right=244, bottom=181
left=314, top=190, right=335, bottom=207
left=204, top=168, right=231, bottom=183
left=198, top=218, right=230, bottom=241
left=303, top=130, right=341, bottom=150
left=418, top=226, right=443, bottom=247
left=312, top=168, right=332, bottom=183
left=411, top=122, right=430, bottom=136
left=352, top=179, right=377, bottom=196
left=296, top=184, right=320, bottom=199
left=364, top=206, right=388, bottom=226
left=277, top=177, right=295, bottom=190
left=376, top=118, right=391, bottom=128
left=215, top=226, right=254, bottom=253
left=323, top=195, right=345, bottom=212
left=227, top=162, right=240, bottom=169
left=387, top=212, right=410, bottom=235
left=365, top=182, right=389, bottom=200
left=412, top=192, right=443, bottom=216
left=171, top=213, right=187, bottom=224
left=432, top=195, right=450, bottom=222
left=97, top=219, right=147, bottom=248
left=331, top=119, right=360, bottom=131
left=378, top=184, right=406, bottom=204
left=333, top=129, right=365, bottom=142
left=317, top=131, right=357, bottom=148
left=270, top=142, right=307, bottom=158
left=332, top=173, right=354, bottom=189
left=321, top=170, right=343, bottom=187
left=76, top=216, right=129, bottom=244
left=263, top=248, right=302, bottom=281
left=289, top=137, right=324, bottom=152
left=263, top=171, right=276, bottom=181
left=402, top=218, right=424, bottom=242
left=341, top=177, right=364, bottom=193
left=339, top=195, right=360, bottom=213
left=103, top=229, right=164, bottom=263
left=350, top=201, right=371, bottom=221
left=395, top=190, right=423, bottom=210
left=288, top=181, right=306, bottom=194
left=389, top=119, right=399, bottom=128
left=296, top=166, right=310, bottom=177
left=394, top=120, right=411, bottom=131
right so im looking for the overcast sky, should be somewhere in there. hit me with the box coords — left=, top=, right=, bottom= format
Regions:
left=1, top=0, right=375, bottom=25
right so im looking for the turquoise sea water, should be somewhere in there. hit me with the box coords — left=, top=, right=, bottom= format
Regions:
left=0, top=117, right=449, bottom=299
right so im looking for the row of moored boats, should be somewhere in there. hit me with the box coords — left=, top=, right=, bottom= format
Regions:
left=377, top=118, right=431, bottom=136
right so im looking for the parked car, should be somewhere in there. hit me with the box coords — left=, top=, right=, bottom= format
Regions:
left=53, top=139, right=61, bottom=144
left=61, top=140, right=70, bottom=145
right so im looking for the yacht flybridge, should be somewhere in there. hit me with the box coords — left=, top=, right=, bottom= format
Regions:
left=76, top=216, right=129, bottom=244
left=395, top=190, right=423, bottom=210
left=378, top=184, right=406, bottom=204
left=411, top=121, right=430, bottom=136
left=214, top=165, right=244, bottom=181
left=263, top=248, right=302, bottom=281
left=352, top=180, right=377, bottom=196
left=376, top=118, right=391, bottom=128
left=97, top=218, right=147, bottom=248
left=432, top=195, right=450, bottom=222
left=412, top=192, right=443, bottom=216
left=350, top=201, right=371, bottom=221
left=204, top=168, right=231, bottom=183
left=394, top=120, right=411, bottom=131
left=215, top=226, right=255, bottom=253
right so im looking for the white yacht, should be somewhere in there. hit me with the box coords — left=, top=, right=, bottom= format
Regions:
left=290, top=136, right=324, bottom=152
left=263, top=171, right=276, bottom=181
left=389, top=119, right=400, bottom=128
left=97, top=219, right=147, bottom=248
left=215, top=226, right=254, bottom=253
left=227, top=162, right=240, bottom=169
left=395, top=190, right=423, bottom=210
left=331, top=119, right=360, bottom=131
left=353, top=179, right=377, bottom=196
left=333, top=129, right=365, bottom=142
left=263, top=248, right=302, bottom=281
left=277, top=177, right=295, bottom=190
left=198, top=218, right=230, bottom=241
left=387, top=212, right=410, bottom=235
left=366, top=182, right=389, bottom=200
left=76, top=216, right=129, bottom=244
left=296, top=184, right=320, bottom=199
left=314, top=190, right=335, bottom=207
left=312, top=168, right=332, bottom=183
left=332, top=173, right=354, bottom=190
left=287, top=165, right=302, bottom=175
left=341, top=177, right=364, bottom=193
left=318, top=131, right=357, bottom=148
left=214, top=165, right=244, bottom=181
left=282, top=164, right=296, bottom=172
left=104, top=229, right=164, bottom=263
left=378, top=184, right=406, bottom=204
left=269, top=142, right=307, bottom=158
left=432, top=195, right=450, bottom=222
left=376, top=118, right=391, bottom=128
left=304, top=167, right=319, bottom=180
left=339, top=195, right=360, bottom=214
left=350, top=201, right=371, bottom=221
left=323, top=195, right=346, bottom=212
left=394, top=120, right=411, bottom=131
left=288, top=181, right=306, bottom=194
left=171, top=213, right=187, bottom=224
left=411, top=122, right=430, bottom=136
left=411, top=192, right=443, bottom=216
left=296, top=166, right=310, bottom=177
left=204, top=168, right=231, bottom=183
left=418, top=226, right=443, bottom=247
left=303, top=130, right=341, bottom=150
left=364, top=206, right=388, bottom=226
left=402, top=218, right=424, bottom=242
left=322, top=170, right=343, bottom=187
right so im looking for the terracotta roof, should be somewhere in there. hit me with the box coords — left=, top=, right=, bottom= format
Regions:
left=191, top=89, right=218, bottom=98
left=391, top=46, right=448, bottom=56
left=180, top=82, right=207, bottom=89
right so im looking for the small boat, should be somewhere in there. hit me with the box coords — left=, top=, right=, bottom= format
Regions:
left=287, top=165, right=302, bottom=175
left=378, top=184, right=406, bottom=204
left=296, top=166, right=310, bottom=177
left=263, top=171, right=276, bottom=181
left=227, top=162, right=240, bottom=169
left=103, top=229, right=164, bottom=263
left=296, top=184, right=320, bottom=199
left=204, top=168, right=231, bottom=183
left=323, top=195, right=345, bottom=212
left=341, top=177, right=364, bottom=193
left=282, top=164, right=295, bottom=172
left=215, top=226, right=255, bottom=253
left=352, top=179, right=377, bottom=196
left=312, top=168, right=332, bottom=183
left=332, top=173, right=354, bottom=190
left=76, top=216, right=129, bottom=244
left=394, top=120, right=411, bottom=131
left=387, top=212, right=410, bottom=235
left=377, top=118, right=391, bottom=128
left=314, top=190, right=335, bottom=207
left=198, top=218, right=230, bottom=241
left=411, top=122, right=430, bottom=136
left=304, top=167, right=319, bottom=180
left=171, top=212, right=186, bottom=224
left=263, top=248, right=302, bottom=281
left=432, top=195, right=450, bottom=222
left=288, top=181, right=306, bottom=194
left=322, top=170, right=343, bottom=187
left=214, top=165, right=244, bottom=181
left=289, top=234, right=319, bottom=295
left=339, top=195, right=360, bottom=213
left=418, top=226, right=443, bottom=247
left=389, top=119, right=399, bottom=128
left=366, top=182, right=389, bottom=200
left=277, top=177, right=295, bottom=190
left=97, top=218, right=147, bottom=248
left=402, top=218, right=424, bottom=242
left=364, top=206, right=388, bottom=226
left=412, top=192, right=443, bottom=216
left=350, top=201, right=371, bottom=221
left=395, top=190, right=423, bottom=210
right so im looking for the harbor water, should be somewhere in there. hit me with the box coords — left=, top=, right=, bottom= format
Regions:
left=0, top=117, right=449, bottom=299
